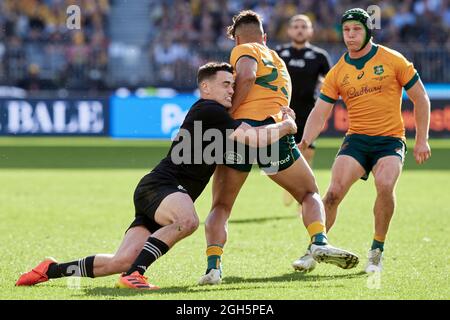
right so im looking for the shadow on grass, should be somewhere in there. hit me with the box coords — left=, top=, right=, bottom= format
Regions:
left=82, top=271, right=367, bottom=297
left=82, top=284, right=230, bottom=298
left=223, top=271, right=367, bottom=285
left=228, top=215, right=296, bottom=224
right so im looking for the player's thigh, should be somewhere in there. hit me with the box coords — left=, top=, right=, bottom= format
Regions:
left=154, top=192, right=198, bottom=226
left=302, top=147, right=315, bottom=166
left=328, top=155, right=366, bottom=193
left=114, top=226, right=151, bottom=261
left=372, top=156, right=403, bottom=190
left=269, top=156, right=318, bottom=198
left=211, top=164, right=249, bottom=210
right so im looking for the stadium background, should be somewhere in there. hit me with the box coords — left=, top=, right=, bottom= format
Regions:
left=0, top=0, right=449, bottom=300
left=0, top=0, right=449, bottom=138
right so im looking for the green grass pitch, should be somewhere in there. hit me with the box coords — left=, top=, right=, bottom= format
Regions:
left=0, top=137, right=449, bottom=300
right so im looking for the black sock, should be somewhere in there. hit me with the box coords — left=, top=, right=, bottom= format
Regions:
left=46, top=256, right=96, bottom=279
left=126, top=237, right=169, bottom=275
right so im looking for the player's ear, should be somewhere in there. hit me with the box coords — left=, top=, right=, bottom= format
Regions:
left=200, top=80, right=210, bottom=94
left=263, top=33, right=267, bottom=44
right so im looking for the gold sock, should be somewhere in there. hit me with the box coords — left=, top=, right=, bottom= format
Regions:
left=307, top=221, right=326, bottom=238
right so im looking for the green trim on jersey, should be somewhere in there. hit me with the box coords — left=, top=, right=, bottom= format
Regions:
left=255, top=68, right=278, bottom=91
left=319, top=93, right=337, bottom=104
left=404, top=72, right=420, bottom=91
left=344, top=44, right=378, bottom=70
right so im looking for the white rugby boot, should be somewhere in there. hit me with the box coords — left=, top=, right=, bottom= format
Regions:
left=310, top=244, right=359, bottom=269
left=365, top=248, right=383, bottom=273
left=198, top=269, right=222, bottom=285
left=292, top=249, right=317, bottom=273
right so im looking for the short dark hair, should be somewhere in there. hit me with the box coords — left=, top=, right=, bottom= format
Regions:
left=226, top=10, right=263, bottom=40
left=197, top=62, right=233, bottom=85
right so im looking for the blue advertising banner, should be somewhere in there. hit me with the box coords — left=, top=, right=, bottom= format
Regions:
left=110, top=93, right=450, bottom=139
left=0, top=99, right=109, bottom=136
left=110, top=95, right=197, bottom=138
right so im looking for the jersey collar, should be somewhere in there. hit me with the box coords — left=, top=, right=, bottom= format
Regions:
left=344, top=44, right=378, bottom=70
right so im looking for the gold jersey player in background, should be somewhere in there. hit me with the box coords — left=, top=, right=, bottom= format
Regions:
left=296, top=8, right=431, bottom=274
left=198, top=10, right=359, bottom=286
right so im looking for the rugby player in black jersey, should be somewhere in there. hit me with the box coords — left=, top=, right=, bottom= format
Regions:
left=275, top=14, right=331, bottom=206
left=16, top=62, right=297, bottom=289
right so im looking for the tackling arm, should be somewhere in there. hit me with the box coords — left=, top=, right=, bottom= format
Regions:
left=229, top=114, right=297, bottom=148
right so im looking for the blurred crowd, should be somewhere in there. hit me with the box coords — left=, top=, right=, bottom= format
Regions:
left=1, top=0, right=450, bottom=92
left=0, top=0, right=109, bottom=92
left=151, top=0, right=450, bottom=50
left=150, top=0, right=450, bottom=87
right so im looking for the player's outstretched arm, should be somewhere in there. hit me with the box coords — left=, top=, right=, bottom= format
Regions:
left=406, top=79, right=431, bottom=164
left=229, top=116, right=297, bottom=148
left=299, top=98, right=334, bottom=150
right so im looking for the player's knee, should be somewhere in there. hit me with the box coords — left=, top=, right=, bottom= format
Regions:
left=191, top=215, right=200, bottom=231
left=375, top=179, right=395, bottom=195
left=324, top=187, right=344, bottom=207
left=291, top=178, right=319, bottom=203
left=297, top=191, right=318, bottom=205
left=308, top=182, right=319, bottom=194
left=177, top=214, right=199, bottom=235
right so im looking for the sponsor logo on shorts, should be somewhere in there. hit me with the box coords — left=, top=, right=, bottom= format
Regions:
left=224, top=151, right=243, bottom=164
left=270, top=154, right=291, bottom=167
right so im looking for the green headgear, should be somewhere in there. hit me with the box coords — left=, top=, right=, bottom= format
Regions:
left=341, top=8, right=373, bottom=51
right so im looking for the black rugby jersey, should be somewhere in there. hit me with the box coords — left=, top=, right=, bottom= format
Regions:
left=275, top=43, right=331, bottom=116
left=147, top=99, right=241, bottom=201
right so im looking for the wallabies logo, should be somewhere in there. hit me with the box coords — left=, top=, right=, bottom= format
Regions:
left=374, top=65, right=384, bottom=76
